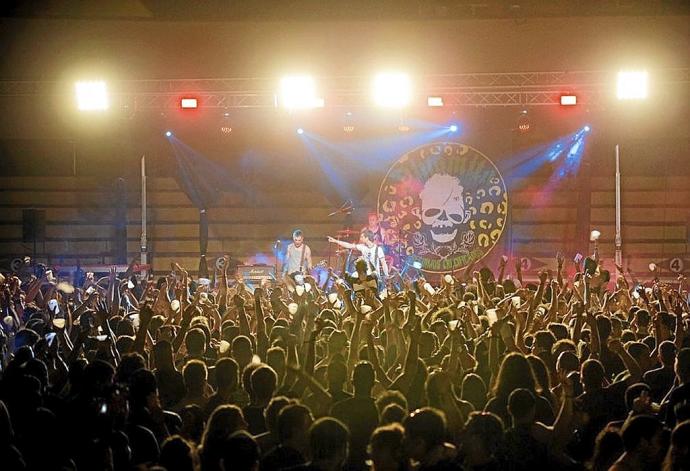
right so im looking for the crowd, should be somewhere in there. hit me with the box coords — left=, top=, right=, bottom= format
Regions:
left=0, top=253, right=689, bottom=471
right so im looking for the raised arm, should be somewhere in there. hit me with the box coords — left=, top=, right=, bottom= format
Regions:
left=327, top=236, right=356, bottom=250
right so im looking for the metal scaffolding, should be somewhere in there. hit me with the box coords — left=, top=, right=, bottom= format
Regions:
left=0, top=68, right=687, bottom=108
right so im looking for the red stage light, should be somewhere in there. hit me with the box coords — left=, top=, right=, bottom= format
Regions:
left=560, top=95, right=577, bottom=106
left=181, top=98, right=198, bottom=109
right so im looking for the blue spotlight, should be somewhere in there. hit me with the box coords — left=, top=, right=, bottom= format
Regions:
left=583, top=125, right=591, bottom=132
left=165, top=130, right=173, bottom=137
left=449, top=124, right=458, bottom=133
left=296, top=128, right=304, bottom=135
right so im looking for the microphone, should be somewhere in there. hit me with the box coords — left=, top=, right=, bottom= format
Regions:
left=274, top=240, right=282, bottom=249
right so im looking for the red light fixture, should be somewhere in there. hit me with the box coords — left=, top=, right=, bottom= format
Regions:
left=560, top=94, right=577, bottom=106
left=180, top=97, right=198, bottom=109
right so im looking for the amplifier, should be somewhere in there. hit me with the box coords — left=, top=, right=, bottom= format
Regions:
left=237, top=265, right=276, bottom=284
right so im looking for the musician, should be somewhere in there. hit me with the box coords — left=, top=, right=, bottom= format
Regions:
left=282, top=229, right=313, bottom=279
left=364, top=212, right=386, bottom=246
left=327, top=229, right=389, bottom=279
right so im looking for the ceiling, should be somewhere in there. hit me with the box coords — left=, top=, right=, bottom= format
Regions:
left=2, top=0, right=689, bottom=22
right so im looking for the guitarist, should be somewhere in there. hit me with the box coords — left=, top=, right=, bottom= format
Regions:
left=328, top=229, right=389, bottom=280
left=282, top=229, right=313, bottom=282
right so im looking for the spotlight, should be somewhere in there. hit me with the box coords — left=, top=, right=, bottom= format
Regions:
left=220, top=126, right=232, bottom=134
left=397, top=124, right=411, bottom=133
left=617, top=70, right=648, bottom=100
left=449, top=124, right=458, bottom=132
left=180, top=98, right=198, bottom=109
left=165, top=131, right=173, bottom=137
left=412, top=261, right=423, bottom=269
left=583, top=125, right=591, bottom=132
left=280, top=76, right=324, bottom=109
left=427, top=96, right=444, bottom=107
left=373, top=72, right=411, bottom=108
left=296, top=128, right=304, bottom=135
left=75, top=81, right=109, bottom=111
left=343, top=125, right=355, bottom=133
left=560, top=94, right=577, bottom=106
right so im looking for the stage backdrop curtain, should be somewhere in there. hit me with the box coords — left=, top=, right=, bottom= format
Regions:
left=172, top=143, right=242, bottom=276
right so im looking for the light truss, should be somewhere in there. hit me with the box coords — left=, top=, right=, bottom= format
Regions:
left=0, top=69, right=686, bottom=108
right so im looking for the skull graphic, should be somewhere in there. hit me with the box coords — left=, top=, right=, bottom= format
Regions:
left=420, top=173, right=470, bottom=244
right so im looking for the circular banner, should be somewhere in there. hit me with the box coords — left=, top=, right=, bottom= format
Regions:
left=377, top=142, right=507, bottom=274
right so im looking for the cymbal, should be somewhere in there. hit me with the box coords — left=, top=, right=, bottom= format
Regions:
left=336, top=229, right=359, bottom=235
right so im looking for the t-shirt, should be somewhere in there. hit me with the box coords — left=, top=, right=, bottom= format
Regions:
left=665, top=382, right=690, bottom=428
left=356, top=244, right=385, bottom=277
left=643, top=366, right=675, bottom=403
left=330, top=395, right=379, bottom=469
left=284, top=243, right=312, bottom=275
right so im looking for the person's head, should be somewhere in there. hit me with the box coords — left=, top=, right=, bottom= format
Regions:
left=352, top=361, right=375, bottom=396
left=277, top=404, right=314, bottom=454
left=556, top=350, right=580, bottom=376
left=160, top=435, right=197, bottom=471
left=676, top=348, right=690, bottom=383
left=591, top=426, right=624, bottom=471
left=663, top=420, right=690, bottom=471
left=266, top=347, right=286, bottom=381
left=620, top=415, right=667, bottom=465
left=627, top=341, right=652, bottom=372
left=129, top=368, right=158, bottom=409
left=360, top=229, right=375, bottom=246
left=232, top=335, right=253, bottom=368
left=250, top=365, right=277, bottom=404
left=293, top=229, right=304, bottom=247
left=367, top=213, right=379, bottom=227
left=202, top=405, right=247, bottom=452
left=596, top=315, right=612, bottom=342
left=581, top=358, right=606, bottom=392
left=659, top=341, right=677, bottom=368
left=368, top=423, right=405, bottom=471
left=462, top=412, right=505, bottom=463
left=183, top=360, right=208, bottom=396
left=355, top=258, right=368, bottom=276
left=376, top=390, right=408, bottom=415
left=153, top=340, right=175, bottom=369
left=403, top=407, right=447, bottom=461
left=214, top=357, right=239, bottom=391
left=308, top=417, right=350, bottom=467
left=221, top=431, right=259, bottom=471
left=493, top=353, right=539, bottom=398
left=327, top=358, right=348, bottom=389
left=264, top=396, right=292, bottom=436
left=185, top=328, right=206, bottom=356
left=461, top=373, right=487, bottom=411
left=380, top=404, right=407, bottom=426
left=625, top=383, right=652, bottom=413
left=507, top=389, right=536, bottom=427
left=425, top=370, right=455, bottom=407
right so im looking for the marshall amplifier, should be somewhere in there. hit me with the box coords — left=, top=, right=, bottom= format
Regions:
left=237, top=265, right=276, bottom=285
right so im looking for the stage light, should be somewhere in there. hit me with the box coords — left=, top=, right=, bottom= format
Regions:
left=373, top=72, right=411, bottom=108
left=165, top=130, right=173, bottom=137
left=397, top=124, right=411, bottom=132
left=412, top=261, right=423, bottom=269
left=180, top=98, right=198, bottom=109
left=343, top=125, right=355, bottom=133
left=560, top=95, right=577, bottom=106
left=296, top=128, right=304, bottom=135
left=583, top=125, right=591, bottom=132
left=617, top=70, right=648, bottom=100
left=75, top=81, right=109, bottom=111
left=280, top=76, right=324, bottom=109
left=428, top=96, right=443, bottom=107
left=449, top=124, right=458, bottom=132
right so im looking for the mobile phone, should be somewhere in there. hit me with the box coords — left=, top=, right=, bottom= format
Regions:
left=511, top=296, right=521, bottom=309
left=448, top=320, right=460, bottom=331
